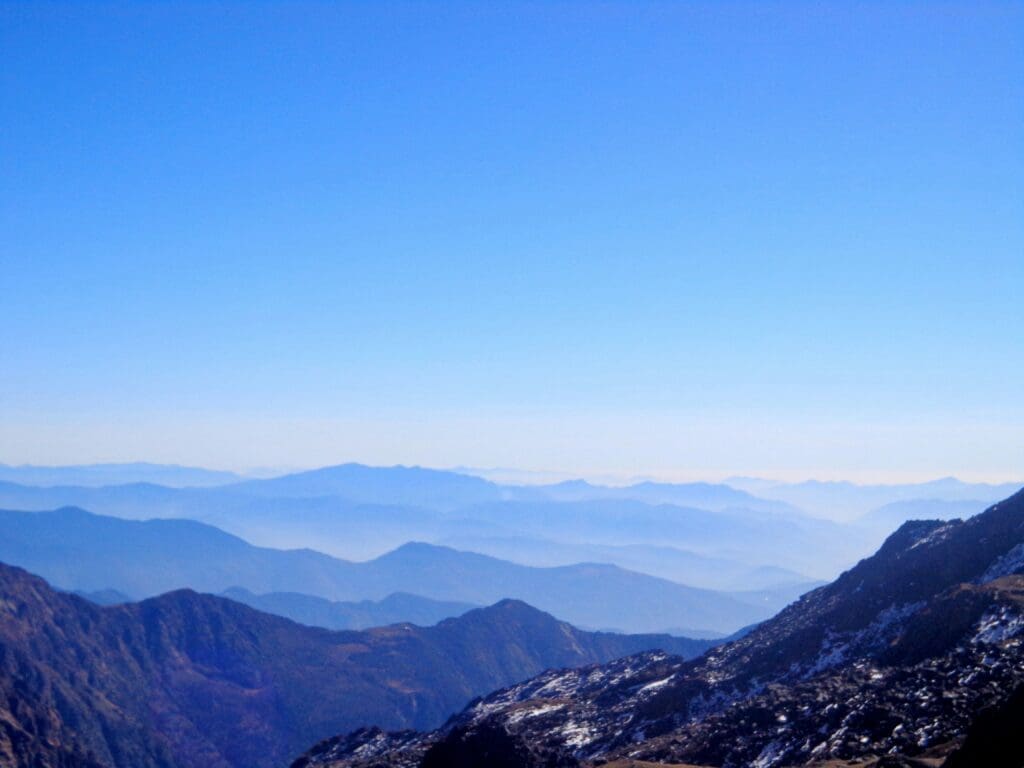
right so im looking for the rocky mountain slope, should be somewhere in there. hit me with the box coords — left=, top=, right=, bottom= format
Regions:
left=0, top=562, right=713, bottom=768
left=296, top=487, right=1024, bottom=768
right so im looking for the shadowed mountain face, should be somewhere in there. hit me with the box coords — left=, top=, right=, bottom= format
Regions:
left=942, top=682, right=1024, bottom=768
left=0, top=507, right=779, bottom=634
left=297, top=487, right=1024, bottom=768
left=0, top=562, right=715, bottom=768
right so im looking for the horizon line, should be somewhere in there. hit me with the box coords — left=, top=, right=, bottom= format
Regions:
left=0, top=459, right=1021, bottom=488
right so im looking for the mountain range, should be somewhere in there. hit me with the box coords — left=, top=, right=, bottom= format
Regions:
left=295, top=486, right=1024, bottom=768
left=432, top=534, right=812, bottom=592
left=0, top=506, right=789, bottom=634
left=4, top=462, right=1015, bottom=522
left=1, top=463, right=1015, bottom=586
left=0, top=562, right=715, bottom=768
left=79, top=585, right=479, bottom=632
left=3, top=464, right=1023, bottom=767
left=0, top=468, right=864, bottom=582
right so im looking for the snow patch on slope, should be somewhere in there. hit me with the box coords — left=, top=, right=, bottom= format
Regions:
left=979, top=542, right=1024, bottom=583
left=973, top=606, right=1024, bottom=645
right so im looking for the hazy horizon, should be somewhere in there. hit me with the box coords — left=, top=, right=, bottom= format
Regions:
left=0, top=457, right=1021, bottom=488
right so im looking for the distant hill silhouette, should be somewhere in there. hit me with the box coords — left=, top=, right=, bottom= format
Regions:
left=221, top=588, right=479, bottom=630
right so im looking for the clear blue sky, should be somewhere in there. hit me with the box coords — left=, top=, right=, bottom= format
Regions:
left=2, top=1, right=1022, bottom=481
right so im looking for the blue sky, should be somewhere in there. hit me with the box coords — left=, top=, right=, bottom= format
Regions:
left=2, top=1, right=1022, bottom=481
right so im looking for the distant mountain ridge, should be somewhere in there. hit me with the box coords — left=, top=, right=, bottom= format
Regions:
left=220, top=588, right=479, bottom=630
left=0, top=463, right=874, bottom=579
left=74, top=587, right=134, bottom=605
left=6, top=463, right=1006, bottom=594
left=857, top=497, right=989, bottom=530
left=2, top=462, right=1016, bottom=519
left=507, top=477, right=803, bottom=515
left=6, top=464, right=1008, bottom=591
left=0, top=461, right=243, bottom=488
left=434, top=533, right=814, bottom=591
left=0, top=507, right=779, bottom=633
left=727, top=475, right=1024, bottom=519
left=229, top=463, right=504, bottom=509
left=0, top=562, right=714, bottom=768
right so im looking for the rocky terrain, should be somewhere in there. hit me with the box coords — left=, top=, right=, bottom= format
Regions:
left=0, top=563, right=713, bottom=768
left=294, top=487, right=1024, bottom=768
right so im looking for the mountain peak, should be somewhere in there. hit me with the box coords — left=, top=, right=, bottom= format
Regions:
left=376, top=541, right=466, bottom=560
left=231, top=463, right=501, bottom=509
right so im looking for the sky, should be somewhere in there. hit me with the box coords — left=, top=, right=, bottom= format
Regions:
left=1, top=1, right=1022, bottom=482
